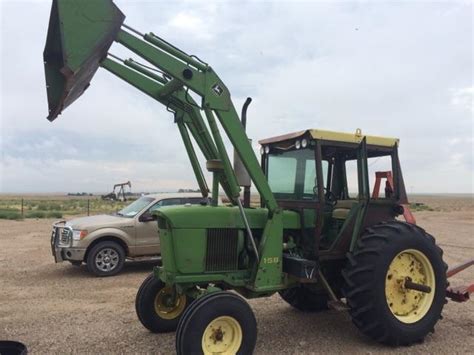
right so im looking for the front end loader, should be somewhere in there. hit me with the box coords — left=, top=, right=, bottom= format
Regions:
left=43, top=1, right=472, bottom=353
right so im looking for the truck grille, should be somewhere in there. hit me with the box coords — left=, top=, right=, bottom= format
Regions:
left=59, top=227, right=72, bottom=246
left=205, top=229, right=239, bottom=272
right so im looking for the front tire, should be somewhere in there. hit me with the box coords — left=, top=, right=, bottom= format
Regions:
left=86, top=241, right=125, bottom=277
left=136, top=273, right=191, bottom=333
left=176, top=292, right=257, bottom=355
left=342, top=221, right=447, bottom=345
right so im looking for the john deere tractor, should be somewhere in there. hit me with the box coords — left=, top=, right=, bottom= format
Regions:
left=44, top=1, right=448, bottom=353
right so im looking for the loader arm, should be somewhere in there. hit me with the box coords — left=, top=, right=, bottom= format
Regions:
left=101, top=56, right=238, bottom=201
left=107, top=28, right=278, bottom=211
left=43, top=0, right=282, bottom=273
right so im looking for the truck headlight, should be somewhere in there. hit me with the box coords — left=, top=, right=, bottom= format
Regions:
left=72, top=230, right=88, bottom=241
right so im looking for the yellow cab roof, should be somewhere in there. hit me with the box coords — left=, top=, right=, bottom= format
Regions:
left=258, top=128, right=399, bottom=147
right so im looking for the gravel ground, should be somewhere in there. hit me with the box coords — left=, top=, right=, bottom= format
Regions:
left=0, top=197, right=473, bottom=354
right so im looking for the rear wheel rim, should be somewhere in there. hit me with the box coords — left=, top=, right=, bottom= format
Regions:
left=385, top=249, right=435, bottom=323
left=95, top=248, right=119, bottom=272
left=201, top=316, right=242, bottom=354
left=154, top=287, right=186, bottom=320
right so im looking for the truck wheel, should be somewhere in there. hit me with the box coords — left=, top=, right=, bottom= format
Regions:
left=136, top=273, right=191, bottom=333
left=176, top=292, right=257, bottom=355
left=342, top=221, right=447, bottom=345
left=86, top=241, right=125, bottom=277
left=279, top=286, right=329, bottom=312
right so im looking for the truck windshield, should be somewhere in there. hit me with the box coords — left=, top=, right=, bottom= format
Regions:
left=117, top=197, right=154, bottom=217
left=267, top=149, right=327, bottom=200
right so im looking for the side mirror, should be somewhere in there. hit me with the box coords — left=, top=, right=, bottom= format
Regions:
left=139, top=213, right=157, bottom=222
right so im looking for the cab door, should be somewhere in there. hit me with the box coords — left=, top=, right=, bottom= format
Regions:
left=349, top=137, right=370, bottom=251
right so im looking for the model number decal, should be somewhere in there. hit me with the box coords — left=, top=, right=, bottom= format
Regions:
left=263, top=257, right=279, bottom=264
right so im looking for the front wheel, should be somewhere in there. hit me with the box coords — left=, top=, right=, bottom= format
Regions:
left=342, top=221, right=447, bottom=345
left=176, top=291, right=257, bottom=355
left=86, top=241, right=125, bottom=277
left=136, top=273, right=191, bottom=333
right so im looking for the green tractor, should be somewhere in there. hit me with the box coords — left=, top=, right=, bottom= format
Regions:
left=44, top=1, right=449, bottom=352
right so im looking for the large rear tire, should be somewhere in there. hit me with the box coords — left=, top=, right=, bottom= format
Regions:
left=342, top=221, right=447, bottom=345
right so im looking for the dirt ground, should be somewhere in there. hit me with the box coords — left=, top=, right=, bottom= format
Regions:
left=0, top=195, right=473, bottom=354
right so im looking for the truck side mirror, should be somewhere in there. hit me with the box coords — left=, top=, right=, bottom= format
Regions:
left=139, top=212, right=157, bottom=222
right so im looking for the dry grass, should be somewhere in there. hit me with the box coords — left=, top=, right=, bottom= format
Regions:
left=0, top=195, right=130, bottom=220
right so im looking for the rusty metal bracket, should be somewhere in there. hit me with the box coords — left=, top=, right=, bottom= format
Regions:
left=446, top=258, right=474, bottom=303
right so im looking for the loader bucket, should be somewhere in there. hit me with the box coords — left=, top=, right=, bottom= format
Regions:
left=43, top=0, right=125, bottom=121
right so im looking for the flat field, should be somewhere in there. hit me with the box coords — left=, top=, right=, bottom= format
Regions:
left=0, top=194, right=129, bottom=220
left=0, top=195, right=473, bottom=354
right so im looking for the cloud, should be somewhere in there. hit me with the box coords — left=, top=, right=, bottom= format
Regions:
left=451, top=87, right=474, bottom=113
left=0, top=0, right=472, bottom=193
left=168, top=12, right=205, bottom=33
left=1, top=156, right=199, bottom=193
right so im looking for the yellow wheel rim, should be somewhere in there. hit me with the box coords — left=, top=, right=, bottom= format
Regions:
left=385, top=249, right=435, bottom=324
left=202, top=316, right=242, bottom=354
left=154, top=287, right=186, bottom=320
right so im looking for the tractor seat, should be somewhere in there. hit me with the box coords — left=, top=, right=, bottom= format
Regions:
left=332, top=200, right=357, bottom=220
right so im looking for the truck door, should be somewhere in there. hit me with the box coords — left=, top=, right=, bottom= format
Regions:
left=135, top=198, right=184, bottom=256
left=134, top=201, right=163, bottom=256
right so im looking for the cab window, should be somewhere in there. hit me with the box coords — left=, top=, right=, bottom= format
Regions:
left=267, top=149, right=328, bottom=200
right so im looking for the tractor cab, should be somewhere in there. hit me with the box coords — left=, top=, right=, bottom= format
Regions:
left=259, top=129, right=410, bottom=257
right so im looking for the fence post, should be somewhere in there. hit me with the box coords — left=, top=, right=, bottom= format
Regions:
left=21, top=198, right=24, bottom=218
left=87, top=199, right=90, bottom=216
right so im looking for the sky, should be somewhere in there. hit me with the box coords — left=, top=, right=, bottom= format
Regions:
left=0, top=0, right=472, bottom=194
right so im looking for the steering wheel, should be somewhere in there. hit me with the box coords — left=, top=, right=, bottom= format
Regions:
left=324, top=188, right=338, bottom=207
left=313, top=186, right=338, bottom=207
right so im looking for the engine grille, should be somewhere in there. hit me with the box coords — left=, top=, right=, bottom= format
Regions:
left=205, top=229, right=239, bottom=272
left=59, top=227, right=72, bottom=246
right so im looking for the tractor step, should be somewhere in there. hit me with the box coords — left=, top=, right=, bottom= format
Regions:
left=282, top=253, right=318, bottom=281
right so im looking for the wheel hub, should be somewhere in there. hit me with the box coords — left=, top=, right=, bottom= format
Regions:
left=385, top=249, right=435, bottom=323
left=95, top=248, right=119, bottom=272
left=154, top=287, right=186, bottom=320
left=210, top=326, right=225, bottom=343
left=202, top=316, right=242, bottom=354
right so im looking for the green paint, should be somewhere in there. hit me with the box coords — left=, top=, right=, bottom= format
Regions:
left=43, top=0, right=406, bottom=301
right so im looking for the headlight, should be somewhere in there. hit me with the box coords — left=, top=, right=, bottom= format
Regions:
left=264, top=146, right=270, bottom=154
left=260, top=146, right=265, bottom=155
left=301, top=138, right=308, bottom=148
left=295, top=140, right=301, bottom=149
left=72, top=230, right=88, bottom=241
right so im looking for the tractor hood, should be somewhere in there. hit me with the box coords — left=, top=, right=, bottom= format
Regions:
left=154, top=205, right=301, bottom=230
left=43, top=0, right=125, bottom=121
